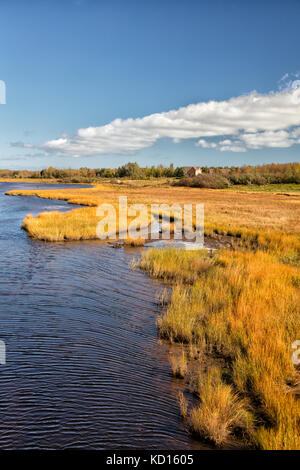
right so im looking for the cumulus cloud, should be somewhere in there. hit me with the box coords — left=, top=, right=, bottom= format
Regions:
left=240, top=130, right=294, bottom=149
left=21, top=80, right=300, bottom=156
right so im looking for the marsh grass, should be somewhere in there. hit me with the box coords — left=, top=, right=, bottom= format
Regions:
left=139, top=248, right=214, bottom=284
left=188, top=366, right=255, bottom=446
left=204, top=223, right=300, bottom=264
left=138, top=248, right=300, bottom=449
left=178, top=392, right=188, bottom=419
left=6, top=182, right=300, bottom=248
left=155, top=287, right=170, bottom=306
left=123, top=237, right=146, bottom=247
left=169, top=349, right=188, bottom=378
left=21, top=205, right=149, bottom=242
left=21, top=208, right=101, bottom=241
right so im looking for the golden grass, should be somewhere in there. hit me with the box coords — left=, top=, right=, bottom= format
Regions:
left=5, top=183, right=300, bottom=262
left=169, top=350, right=188, bottom=378
left=21, top=208, right=101, bottom=241
left=178, top=391, right=188, bottom=419
left=123, top=237, right=146, bottom=247
left=6, top=181, right=300, bottom=233
left=139, top=248, right=214, bottom=284
left=189, top=366, right=254, bottom=446
left=20, top=204, right=149, bottom=242
left=138, top=248, right=300, bottom=449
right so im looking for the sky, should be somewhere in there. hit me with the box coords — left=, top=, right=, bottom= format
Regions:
left=0, top=0, right=300, bottom=170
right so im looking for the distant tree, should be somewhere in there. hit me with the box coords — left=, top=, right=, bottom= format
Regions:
left=174, top=167, right=184, bottom=178
left=201, top=166, right=210, bottom=174
left=117, top=162, right=143, bottom=179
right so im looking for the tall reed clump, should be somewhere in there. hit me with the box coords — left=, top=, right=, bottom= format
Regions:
left=189, top=366, right=255, bottom=446
left=138, top=248, right=300, bottom=449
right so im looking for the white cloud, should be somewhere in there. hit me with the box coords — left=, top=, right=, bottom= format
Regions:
left=22, top=81, right=300, bottom=156
left=196, top=139, right=217, bottom=149
left=197, top=138, right=246, bottom=152
left=240, top=130, right=293, bottom=149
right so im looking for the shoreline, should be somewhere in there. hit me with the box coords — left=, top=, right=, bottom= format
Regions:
left=136, top=248, right=300, bottom=449
left=5, top=187, right=300, bottom=267
left=3, top=181, right=300, bottom=449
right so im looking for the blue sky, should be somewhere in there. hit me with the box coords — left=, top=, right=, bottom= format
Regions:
left=0, top=0, right=300, bottom=170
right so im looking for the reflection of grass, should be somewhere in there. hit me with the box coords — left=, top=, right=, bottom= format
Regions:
left=138, top=248, right=300, bottom=449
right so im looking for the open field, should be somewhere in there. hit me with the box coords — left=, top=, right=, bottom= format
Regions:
left=0, top=177, right=176, bottom=185
left=223, top=183, right=300, bottom=193
left=7, top=182, right=300, bottom=233
left=2, top=177, right=300, bottom=191
left=5, top=180, right=300, bottom=449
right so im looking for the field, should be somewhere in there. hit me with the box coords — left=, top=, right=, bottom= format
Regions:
left=223, top=183, right=300, bottom=193
left=6, top=182, right=300, bottom=259
left=6, top=180, right=300, bottom=449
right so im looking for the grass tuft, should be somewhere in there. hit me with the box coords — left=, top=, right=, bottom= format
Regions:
left=123, top=237, right=146, bottom=247
left=169, top=349, right=188, bottom=378
left=189, top=367, right=254, bottom=446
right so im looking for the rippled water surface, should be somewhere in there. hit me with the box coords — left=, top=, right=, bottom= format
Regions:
left=0, top=183, right=205, bottom=450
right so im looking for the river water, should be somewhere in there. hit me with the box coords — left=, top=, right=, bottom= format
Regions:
left=0, top=183, right=205, bottom=450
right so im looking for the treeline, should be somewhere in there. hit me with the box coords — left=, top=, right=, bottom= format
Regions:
left=0, top=163, right=183, bottom=183
left=177, top=162, right=300, bottom=188
left=0, top=162, right=299, bottom=186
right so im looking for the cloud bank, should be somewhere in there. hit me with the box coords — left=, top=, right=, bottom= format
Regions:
left=14, top=80, right=300, bottom=156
